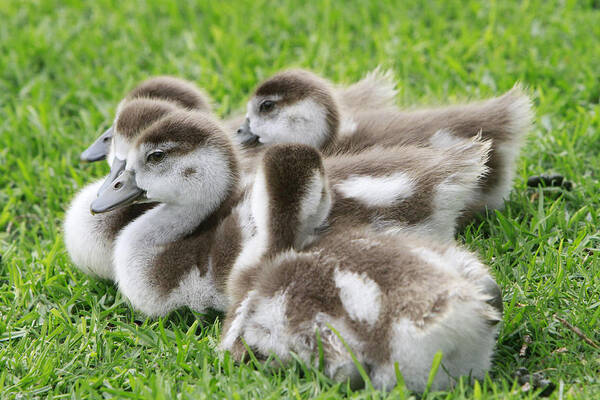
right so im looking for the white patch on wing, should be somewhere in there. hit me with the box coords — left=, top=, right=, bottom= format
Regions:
left=429, top=129, right=466, bottom=148
left=334, top=269, right=381, bottom=327
left=411, top=247, right=453, bottom=274
left=349, top=237, right=382, bottom=250
left=334, top=172, right=415, bottom=207
left=338, top=117, right=357, bottom=137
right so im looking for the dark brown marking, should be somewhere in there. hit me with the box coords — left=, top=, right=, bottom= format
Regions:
left=261, top=144, right=324, bottom=253
left=182, top=167, right=196, bottom=177
left=126, top=76, right=212, bottom=112
left=115, top=98, right=179, bottom=140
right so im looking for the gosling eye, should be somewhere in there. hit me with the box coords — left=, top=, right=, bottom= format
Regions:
left=259, top=100, right=275, bottom=113
left=146, top=150, right=166, bottom=163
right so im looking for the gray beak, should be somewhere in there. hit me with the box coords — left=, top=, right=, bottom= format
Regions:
left=81, top=126, right=113, bottom=162
left=97, top=157, right=127, bottom=196
left=236, top=118, right=259, bottom=145
left=91, top=170, right=145, bottom=214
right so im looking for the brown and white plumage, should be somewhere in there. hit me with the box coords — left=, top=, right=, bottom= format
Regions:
left=81, top=76, right=213, bottom=164
left=64, top=98, right=180, bottom=280
left=221, top=144, right=502, bottom=392
left=236, top=68, right=397, bottom=169
left=78, top=105, right=492, bottom=318
left=89, top=110, right=244, bottom=315
left=238, top=69, right=533, bottom=214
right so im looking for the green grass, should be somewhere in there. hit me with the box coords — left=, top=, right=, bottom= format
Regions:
left=1, top=0, right=599, bottom=398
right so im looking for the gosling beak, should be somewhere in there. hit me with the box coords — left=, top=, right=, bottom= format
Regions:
left=91, top=170, right=145, bottom=214
left=97, top=157, right=127, bottom=196
left=80, top=126, right=113, bottom=162
left=236, top=118, right=259, bottom=146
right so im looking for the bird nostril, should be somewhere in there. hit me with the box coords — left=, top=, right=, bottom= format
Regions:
left=113, top=181, right=123, bottom=190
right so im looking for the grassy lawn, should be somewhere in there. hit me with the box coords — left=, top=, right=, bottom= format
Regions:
left=1, top=0, right=599, bottom=398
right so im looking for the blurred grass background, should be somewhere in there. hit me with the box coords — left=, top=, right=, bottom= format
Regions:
left=0, top=0, right=599, bottom=398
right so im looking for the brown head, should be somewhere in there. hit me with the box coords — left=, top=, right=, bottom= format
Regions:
left=82, top=76, right=212, bottom=163
left=96, top=98, right=180, bottom=195
left=91, top=110, right=239, bottom=214
left=237, top=69, right=340, bottom=149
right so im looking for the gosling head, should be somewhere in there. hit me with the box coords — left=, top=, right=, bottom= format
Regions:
left=97, top=98, right=179, bottom=195
left=81, top=76, right=212, bottom=163
left=91, top=110, right=238, bottom=214
left=237, top=69, right=340, bottom=149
